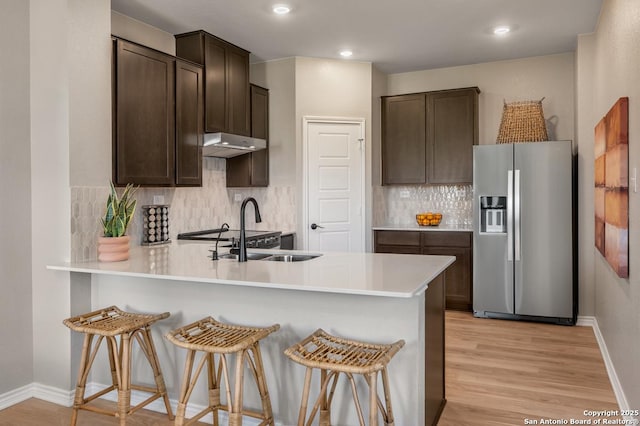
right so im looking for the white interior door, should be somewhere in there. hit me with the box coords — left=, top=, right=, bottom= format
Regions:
left=305, top=118, right=365, bottom=252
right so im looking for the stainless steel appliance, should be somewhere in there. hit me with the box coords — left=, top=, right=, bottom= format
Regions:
left=202, top=132, right=267, bottom=158
left=177, top=228, right=281, bottom=249
left=473, top=141, right=577, bottom=325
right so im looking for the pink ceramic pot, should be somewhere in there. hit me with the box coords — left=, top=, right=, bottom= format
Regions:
left=98, top=235, right=130, bottom=262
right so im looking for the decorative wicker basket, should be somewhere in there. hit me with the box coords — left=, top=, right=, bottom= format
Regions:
left=496, top=98, right=548, bottom=143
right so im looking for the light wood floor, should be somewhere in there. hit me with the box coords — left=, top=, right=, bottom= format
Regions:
left=439, top=311, right=619, bottom=425
left=0, top=311, right=619, bottom=425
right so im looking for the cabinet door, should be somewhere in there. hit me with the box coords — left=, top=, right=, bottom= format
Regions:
left=249, top=85, right=269, bottom=186
left=175, top=60, right=203, bottom=186
left=226, top=84, right=269, bottom=187
left=382, top=94, right=426, bottom=184
left=204, top=35, right=227, bottom=133
left=422, top=245, right=472, bottom=311
left=114, top=40, right=175, bottom=186
left=427, top=88, right=478, bottom=184
left=226, top=45, right=251, bottom=137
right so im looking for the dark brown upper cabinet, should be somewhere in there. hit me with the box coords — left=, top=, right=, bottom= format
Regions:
left=113, top=39, right=175, bottom=186
left=381, top=87, right=479, bottom=185
left=112, top=38, right=203, bottom=187
left=382, top=94, right=427, bottom=184
left=175, top=60, right=204, bottom=186
left=175, top=31, right=251, bottom=136
left=226, top=84, right=269, bottom=187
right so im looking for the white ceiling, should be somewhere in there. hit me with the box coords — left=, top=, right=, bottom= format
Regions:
left=110, top=0, right=602, bottom=74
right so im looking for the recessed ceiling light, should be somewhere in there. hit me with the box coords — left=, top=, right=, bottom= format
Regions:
left=340, top=50, right=353, bottom=58
left=273, top=4, right=291, bottom=14
left=493, top=26, right=511, bottom=35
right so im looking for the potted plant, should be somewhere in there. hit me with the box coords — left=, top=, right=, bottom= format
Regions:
left=98, top=182, right=138, bottom=262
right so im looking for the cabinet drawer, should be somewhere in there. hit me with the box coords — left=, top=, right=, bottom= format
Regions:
left=376, top=245, right=422, bottom=255
left=421, top=231, right=471, bottom=248
left=375, top=231, right=421, bottom=246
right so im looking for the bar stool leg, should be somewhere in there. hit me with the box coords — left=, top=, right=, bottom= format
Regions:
left=140, top=327, right=174, bottom=419
left=297, top=367, right=313, bottom=426
left=381, top=367, right=395, bottom=426
left=249, top=343, right=275, bottom=425
left=368, top=372, right=378, bottom=426
left=117, top=333, right=132, bottom=426
left=319, top=369, right=331, bottom=426
left=175, top=349, right=196, bottom=426
left=106, top=336, right=119, bottom=390
left=70, top=333, right=94, bottom=426
left=228, top=349, right=246, bottom=426
left=207, top=352, right=221, bottom=426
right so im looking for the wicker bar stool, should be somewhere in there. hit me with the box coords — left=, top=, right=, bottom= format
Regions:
left=63, top=306, right=173, bottom=426
left=284, top=329, right=405, bottom=426
left=166, top=317, right=280, bottom=426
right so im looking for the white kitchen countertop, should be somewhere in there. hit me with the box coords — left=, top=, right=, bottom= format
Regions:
left=48, top=243, right=455, bottom=298
left=372, top=224, right=473, bottom=232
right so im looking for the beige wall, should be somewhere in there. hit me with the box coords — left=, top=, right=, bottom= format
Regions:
left=30, top=0, right=75, bottom=390
left=370, top=66, right=387, bottom=242
left=0, top=0, right=34, bottom=394
left=0, top=0, right=111, bottom=397
left=69, top=1, right=112, bottom=186
left=111, top=10, right=175, bottom=55
left=576, top=0, right=640, bottom=410
left=250, top=58, right=297, bottom=186
left=252, top=57, right=374, bottom=249
left=295, top=57, right=373, bottom=249
left=387, top=53, right=575, bottom=145
left=576, top=33, right=597, bottom=319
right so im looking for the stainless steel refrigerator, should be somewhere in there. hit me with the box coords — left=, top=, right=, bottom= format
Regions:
left=472, top=141, right=577, bottom=325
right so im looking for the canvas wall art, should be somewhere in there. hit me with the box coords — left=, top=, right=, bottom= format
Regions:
left=594, top=97, right=629, bottom=278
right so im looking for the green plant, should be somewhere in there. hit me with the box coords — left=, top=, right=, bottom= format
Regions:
left=101, top=182, right=138, bottom=237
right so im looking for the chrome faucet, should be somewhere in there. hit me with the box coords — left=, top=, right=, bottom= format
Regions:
left=238, top=197, right=262, bottom=262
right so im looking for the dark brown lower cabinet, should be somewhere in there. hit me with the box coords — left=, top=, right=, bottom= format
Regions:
left=425, top=272, right=446, bottom=425
left=374, top=230, right=473, bottom=311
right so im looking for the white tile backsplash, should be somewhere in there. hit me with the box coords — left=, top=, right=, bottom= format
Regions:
left=71, top=158, right=471, bottom=261
left=373, top=184, right=472, bottom=227
left=71, top=158, right=296, bottom=262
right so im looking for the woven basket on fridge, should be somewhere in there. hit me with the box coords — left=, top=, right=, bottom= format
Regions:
left=496, top=98, right=548, bottom=143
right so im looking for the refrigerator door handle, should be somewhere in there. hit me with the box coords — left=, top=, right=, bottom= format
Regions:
left=507, top=170, right=514, bottom=261
left=514, top=169, right=521, bottom=261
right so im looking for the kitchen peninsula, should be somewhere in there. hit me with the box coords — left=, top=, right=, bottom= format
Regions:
left=49, top=243, right=454, bottom=426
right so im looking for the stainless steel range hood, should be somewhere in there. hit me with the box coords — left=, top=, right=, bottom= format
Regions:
left=202, top=132, right=267, bottom=158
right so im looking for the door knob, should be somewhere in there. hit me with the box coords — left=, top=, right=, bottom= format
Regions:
left=310, top=223, right=324, bottom=230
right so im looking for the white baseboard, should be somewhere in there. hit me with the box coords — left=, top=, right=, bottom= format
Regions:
left=576, top=315, right=595, bottom=327
left=0, top=384, right=33, bottom=411
left=0, top=383, right=73, bottom=411
left=577, top=315, right=634, bottom=421
left=0, top=381, right=284, bottom=425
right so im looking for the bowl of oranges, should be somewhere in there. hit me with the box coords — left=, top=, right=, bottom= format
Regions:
left=416, top=212, right=442, bottom=226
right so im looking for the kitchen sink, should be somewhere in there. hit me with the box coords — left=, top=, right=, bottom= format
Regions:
left=262, top=254, right=322, bottom=262
left=216, top=252, right=322, bottom=262
left=217, top=252, right=273, bottom=261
